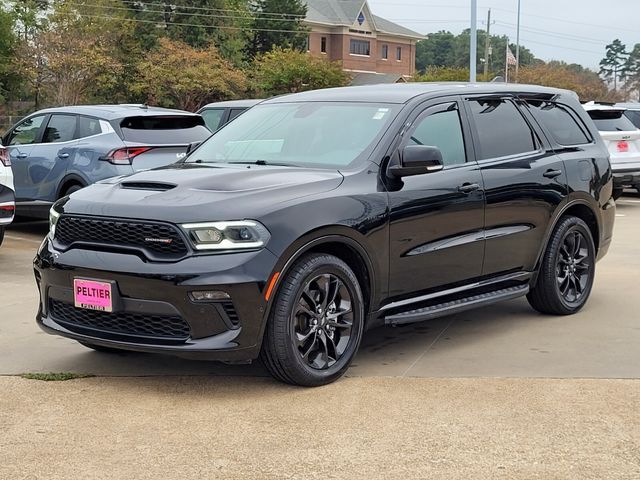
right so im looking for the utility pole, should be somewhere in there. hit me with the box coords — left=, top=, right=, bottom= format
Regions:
left=483, top=8, right=492, bottom=79
left=515, top=0, right=521, bottom=81
left=470, top=0, right=477, bottom=82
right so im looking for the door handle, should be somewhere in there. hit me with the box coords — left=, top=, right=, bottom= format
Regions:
left=543, top=169, right=562, bottom=179
left=58, top=152, right=70, bottom=159
left=16, top=153, right=28, bottom=159
left=458, top=183, right=480, bottom=194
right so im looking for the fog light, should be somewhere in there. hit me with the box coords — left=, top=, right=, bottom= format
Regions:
left=190, top=290, right=231, bottom=301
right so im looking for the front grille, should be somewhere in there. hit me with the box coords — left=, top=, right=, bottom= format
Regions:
left=54, top=215, right=188, bottom=259
left=49, top=299, right=191, bottom=341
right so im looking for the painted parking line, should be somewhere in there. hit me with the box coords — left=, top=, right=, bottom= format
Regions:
left=5, top=235, right=44, bottom=244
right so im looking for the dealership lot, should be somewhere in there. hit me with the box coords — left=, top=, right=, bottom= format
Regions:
left=1, top=195, right=640, bottom=478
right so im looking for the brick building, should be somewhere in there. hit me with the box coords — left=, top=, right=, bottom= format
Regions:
left=304, top=0, right=424, bottom=81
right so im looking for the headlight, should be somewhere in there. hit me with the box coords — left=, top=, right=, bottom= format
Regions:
left=49, top=206, right=61, bottom=238
left=181, top=220, right=270, bottom=251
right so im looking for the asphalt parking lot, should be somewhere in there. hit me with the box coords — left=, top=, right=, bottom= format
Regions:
left=1, top=194, right=640, bottom=479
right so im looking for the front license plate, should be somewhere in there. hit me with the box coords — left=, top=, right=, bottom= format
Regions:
left=73, top=278, right=113, bottom=312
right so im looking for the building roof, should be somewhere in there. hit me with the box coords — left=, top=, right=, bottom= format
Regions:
left=349, top=72, right=406, bottom=86
left=264, top=82, right=576, bottom=105
left=303, top=0, right=424, bottom=40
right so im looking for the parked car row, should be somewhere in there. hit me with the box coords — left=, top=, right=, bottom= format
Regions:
left=1, top=101, right=260, bottom=219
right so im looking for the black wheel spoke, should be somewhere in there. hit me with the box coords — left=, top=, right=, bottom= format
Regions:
left=293, top=272, right=355, bottom=371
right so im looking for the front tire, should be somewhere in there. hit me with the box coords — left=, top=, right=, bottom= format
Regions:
left=527, top=216, right=596, bottom=315
left=261, top=253, right=365, bottom=387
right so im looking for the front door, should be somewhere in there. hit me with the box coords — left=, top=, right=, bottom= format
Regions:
left=5, top=114, right=48, bottom=201
left=387, top=100, right=485, bottom=300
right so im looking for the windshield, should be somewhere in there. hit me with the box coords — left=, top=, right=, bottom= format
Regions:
left=187, top=102, right=400, bottom=169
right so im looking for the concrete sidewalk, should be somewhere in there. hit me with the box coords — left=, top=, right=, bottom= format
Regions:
left=1, top=376, right=639, bottom=479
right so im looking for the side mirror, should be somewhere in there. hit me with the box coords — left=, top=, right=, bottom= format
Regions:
left=389, top=145, right=444, bottom=178
left=186, top=141, right=202, bottom=155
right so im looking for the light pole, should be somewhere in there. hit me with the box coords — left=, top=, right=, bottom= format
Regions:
left=515, top=0, right=521, bottom=81
left=470, top=0, right=477, bottom=82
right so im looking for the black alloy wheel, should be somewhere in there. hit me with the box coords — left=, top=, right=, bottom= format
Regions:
left=261, top=253, right=364, bottom=387
left=556, top=229, right=592, bottom=304
left=527, top=216, right=595, bottom=315
left=293, top=273, right=355, bottom=370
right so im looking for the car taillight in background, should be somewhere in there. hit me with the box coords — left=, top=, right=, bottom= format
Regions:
left=0, top=202, right=15, bottom=219
left=617, top=141, right=629, bottom=153
left=0, top=148, right=10, bottom=166
left=101, top=147, right=152, bottom=165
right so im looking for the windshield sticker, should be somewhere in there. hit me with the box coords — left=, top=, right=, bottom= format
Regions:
left=373, top=108, right=389, bottom=120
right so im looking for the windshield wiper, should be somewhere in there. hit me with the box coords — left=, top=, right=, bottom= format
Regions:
left=227, top=160, right=301, bottom=167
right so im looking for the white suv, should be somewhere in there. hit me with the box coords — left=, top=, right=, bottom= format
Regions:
left=0, top=142, right=15, bottom=246
left=584, top=102, right=640, bottom=199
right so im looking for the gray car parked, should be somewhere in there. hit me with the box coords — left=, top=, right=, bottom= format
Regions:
left=1, top=104, right=211, bottom=217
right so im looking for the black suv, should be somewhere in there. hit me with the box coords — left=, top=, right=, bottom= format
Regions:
left=35, top=83, right=615, bottom=386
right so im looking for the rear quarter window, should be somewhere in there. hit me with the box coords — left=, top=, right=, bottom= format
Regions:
left=587, top=110, right=638, bottom=132
left=527, top=101, right=591, bottom=146
left=119, top=115, right=211, bottom=144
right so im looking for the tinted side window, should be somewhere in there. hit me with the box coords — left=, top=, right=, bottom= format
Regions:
left=200, top=109, right=225, bottom=131
left=228, top=108, right=247, bottom=122
left=527, top=101, right=590, bottom=146
left=43, top=115, right=77, bottom=143
left=7, top=115, right=47, bottom=145
left=78, top=116, right=102, bottom=138
left=468, top=99, right=536, bottom=160
left=624, top=110, right=640, bottom=129
left=409, top=108, right=466, bottom=167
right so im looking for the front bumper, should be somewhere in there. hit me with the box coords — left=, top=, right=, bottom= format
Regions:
left=34, top=237, right=279, bottom=361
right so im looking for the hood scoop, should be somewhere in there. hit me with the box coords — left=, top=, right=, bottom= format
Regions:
left=120, top=181, right=177, bottom=192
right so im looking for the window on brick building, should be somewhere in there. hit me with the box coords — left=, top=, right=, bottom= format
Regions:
left=350, top=39, right=370, bottom=56
left=381, top=44, right=388, bottom=59
left=321, top=37, right=327, bottom=53
left=396, top=46, right=402, bottom=61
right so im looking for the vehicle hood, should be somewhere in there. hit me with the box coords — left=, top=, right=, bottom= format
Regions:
left=62, top=163, right=345, bottom=223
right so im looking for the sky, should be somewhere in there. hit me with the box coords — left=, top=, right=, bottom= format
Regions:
left=368, top=0, right=639, bottom=70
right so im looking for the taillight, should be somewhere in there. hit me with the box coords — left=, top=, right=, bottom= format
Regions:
left=0, top=148, right=10, bottom=167
left=0, top=203, right=15, bottom=219
left=617, top=141, right=629, bottom=153
left=102, top=147, right=152, bottom=165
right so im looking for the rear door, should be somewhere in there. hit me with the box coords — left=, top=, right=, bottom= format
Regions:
left=463, top=96, right=568, bottom=277
left=117, top=115, right=211, bottom=170
left=387, top=98, right=485, bottom=299
left=27, top=114, right=79, bottom=201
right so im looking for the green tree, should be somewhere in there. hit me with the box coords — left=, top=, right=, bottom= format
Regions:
left=415, top=31, right=456, bottom=73
left=132, top=37, right=247, bottom=110
left=14, top=0, right=133, bottom=106
left=248, top=0, right=308, bottom=57
left=127, top=0, right=252, bottom=66
left=600, top=39, right=628, bottom=92
left=624, top=43, right=640, bottom=100
left=252, top=47, right=348, bottom=96
left=0, top=6, right=18, bottom=103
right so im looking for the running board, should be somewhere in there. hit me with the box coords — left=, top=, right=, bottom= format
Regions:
left=384, top=285, right=529, bottom=326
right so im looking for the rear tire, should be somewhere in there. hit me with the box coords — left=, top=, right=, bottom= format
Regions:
left=63, top=184, right=83, bottom=197
left=261, top=253, right=365, bottom=387
left=612, top=188, right=624, bottom=200
left=527, top=216, right=596, bottom=315
left=78, top=341, right=124, bottom=354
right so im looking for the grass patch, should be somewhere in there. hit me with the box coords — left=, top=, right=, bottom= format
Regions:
left=21, top=372, right=94, bottom=382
